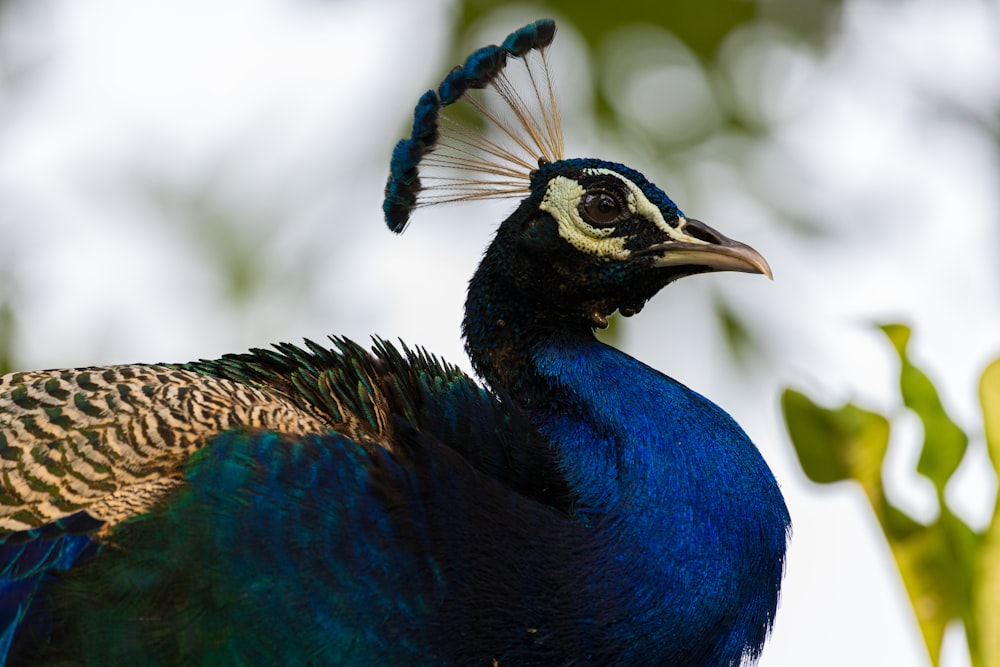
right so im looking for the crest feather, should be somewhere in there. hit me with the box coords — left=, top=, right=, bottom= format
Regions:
left=383, top=19, right=563, bottom=233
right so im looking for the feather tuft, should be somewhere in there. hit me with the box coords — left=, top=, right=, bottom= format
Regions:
left=383, top=19, right=563, bottom=232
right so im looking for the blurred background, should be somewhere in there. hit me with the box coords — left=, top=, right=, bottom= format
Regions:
left=1, top=0, right=998, bottom=664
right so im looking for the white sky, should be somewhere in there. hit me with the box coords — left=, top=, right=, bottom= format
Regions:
left=1, top=1, right=999, bottom=665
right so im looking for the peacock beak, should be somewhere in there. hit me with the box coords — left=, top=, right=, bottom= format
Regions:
left=644, top=218, right=773, bottom=279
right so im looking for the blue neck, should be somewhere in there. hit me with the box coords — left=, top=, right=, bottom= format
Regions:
left=462, top=228, right=789, bottom=664
left=530, top=336, right=789, bottom=664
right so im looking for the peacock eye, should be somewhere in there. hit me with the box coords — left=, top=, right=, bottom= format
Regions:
left=580, top=190, right=624, bottom=226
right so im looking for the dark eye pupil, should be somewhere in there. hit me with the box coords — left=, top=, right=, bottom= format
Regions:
left=582, top=192, right=621, bottom=225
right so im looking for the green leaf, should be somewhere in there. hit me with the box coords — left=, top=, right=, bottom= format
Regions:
left=880, top=322, right=911, bottom=354
left=891, top=507, right=975, bottom=667
left=981, top=357, right=1000, bottom=472
left=781, top=388, right=889, bottom=486
left=879, top=324, right=968, bottom=494
left=784, top=329, right=999, bottom=666
left=974, top=358, right=1000, bottom=667
left=782, top=380, right=959, bottom=665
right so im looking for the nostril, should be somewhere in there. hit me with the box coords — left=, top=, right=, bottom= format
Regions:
left=683, top=218, right=724, bottom=244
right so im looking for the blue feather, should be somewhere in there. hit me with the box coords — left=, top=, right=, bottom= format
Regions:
left=501, top=19, right=556, bottom=56
left=530, top=336, right=788, bottom=664
left=0, top=515, right=100, bottom=664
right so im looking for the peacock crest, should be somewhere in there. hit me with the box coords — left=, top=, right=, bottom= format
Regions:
left=384, top=19, right=563, bottom=231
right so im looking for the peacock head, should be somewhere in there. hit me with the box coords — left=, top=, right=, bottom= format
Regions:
left=384, top=19, right=769, bottom=333
left=502, top=157, right=770, bottom=328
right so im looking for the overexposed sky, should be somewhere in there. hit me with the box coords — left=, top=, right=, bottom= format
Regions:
left=1, top=1, right=999, bottom=665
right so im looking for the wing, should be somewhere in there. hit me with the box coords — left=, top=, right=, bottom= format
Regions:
left=0, top=365, right=328, bottom=532
left=0, top=338, right=573, bottom=664
left=182, top=337, right=569, bottom=506
left=0, top=366, right=330, bottom=665
left=22, top=428, right=583, bottom=665
left=0, top=513, right=101, bottom=663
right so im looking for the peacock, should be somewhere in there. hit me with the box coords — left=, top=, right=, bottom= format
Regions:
left=0, top=19, right=789, bottom=666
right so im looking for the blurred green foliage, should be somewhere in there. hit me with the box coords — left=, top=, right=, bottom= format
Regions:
left=457, top=0, right=839, bottom=61
left=456, top=0, right=840, bottom=140
left=0, top=298, right=13, bottom=376
left=138, top=174, right=291, bottom=310
left=783, top=325, right=1000, bottom=667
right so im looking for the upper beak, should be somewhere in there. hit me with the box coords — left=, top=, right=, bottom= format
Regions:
left=643, top=217, right=772, bottom=280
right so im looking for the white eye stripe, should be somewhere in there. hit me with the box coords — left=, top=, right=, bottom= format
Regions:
left=581, top=168, right=704, bottom=244
left=540, top=176, right=628, bottom=259
left=539, top=169, right=708, bottom=260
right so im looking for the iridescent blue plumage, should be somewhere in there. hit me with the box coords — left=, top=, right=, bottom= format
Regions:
left=527, top=337, right=787, bottom=664
left=0, top=18, right=788, bottom=666
left=0, top=515, right=99, bottom=662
